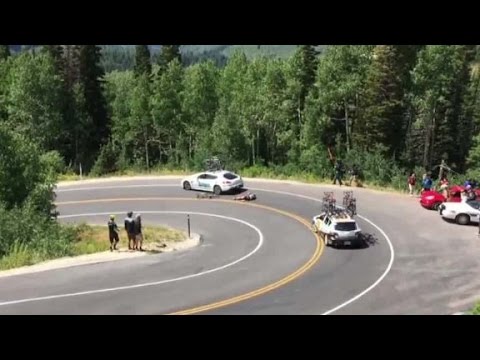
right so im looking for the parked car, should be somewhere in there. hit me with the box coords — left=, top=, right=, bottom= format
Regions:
left=420, top=185, right=480, bottom=210
left=439, top=200, right=480, bottom=225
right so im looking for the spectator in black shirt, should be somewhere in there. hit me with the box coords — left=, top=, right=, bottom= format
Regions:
left=108, top=215, right=119, bottom=251
left=124, top=211, right=136, bottom=250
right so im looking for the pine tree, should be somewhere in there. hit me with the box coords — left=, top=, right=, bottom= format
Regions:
left=42, top=45, right=65, bottom=74
left=296, top=45, right=318, bottom=111
left=0, top=45, right=10, bottom=60
left=358, top=45, right=417, bottom=157
left=158, top=45, right=182, bottom=72
left=76, top=45, right=109, bottom=169
left=134, top=45, right=151, bottom=77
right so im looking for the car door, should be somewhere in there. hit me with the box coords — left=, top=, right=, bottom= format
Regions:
left=191, top=174, right=206, bottom=190
left=466, top=201, right=480, bottom=222
left=195, top=174, right=210, bottom=191
left=203, top=174, right=218, bottom=192
left=314, top=214, right=325, bottom=231
left=320, top=216, right=331, bottom=234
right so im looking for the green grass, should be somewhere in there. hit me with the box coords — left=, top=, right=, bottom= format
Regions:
left=469, top=302, right=480, bottom=315
left=0, top=224, right=186, bottom=271
left=71, top=224, right=185, bottom=255
left=0, top=243, right=49, bottom=270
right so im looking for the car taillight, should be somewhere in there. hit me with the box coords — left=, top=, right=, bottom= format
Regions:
left=223, top=181, right=231, bottom=185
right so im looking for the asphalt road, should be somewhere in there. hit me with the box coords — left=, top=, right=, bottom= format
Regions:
left=0, top=177, right=479, bottom=314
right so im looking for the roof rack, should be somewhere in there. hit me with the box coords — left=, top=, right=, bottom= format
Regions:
left=322, top=191, right=356, bottom=217
left=204, top=156, right=224, bottom=172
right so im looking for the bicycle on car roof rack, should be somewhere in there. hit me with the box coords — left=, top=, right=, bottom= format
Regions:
left=342, top=191, right=357, bottom=216
left=204, top=156, right=224, bottom=172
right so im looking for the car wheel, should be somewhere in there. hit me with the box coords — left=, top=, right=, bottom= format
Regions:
left=183, top=181, right=191, bottom=191
left=213, top=185, right=222, bottom=196
left=456, top=214, right=470, bottom=225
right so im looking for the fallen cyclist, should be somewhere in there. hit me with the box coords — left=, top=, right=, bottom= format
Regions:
left=234, top=192, right=257, bottom=201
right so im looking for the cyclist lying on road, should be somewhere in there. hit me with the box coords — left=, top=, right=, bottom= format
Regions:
left=234, top=192, right=257, bottom=201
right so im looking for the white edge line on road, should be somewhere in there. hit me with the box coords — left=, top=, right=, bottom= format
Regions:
left=0, top=211, right=263, bottom=307
left=247, top=187, right=395, bottom=315
left=56, top=184, right=179, bottom=192
left=53, top=182, right=395, bottom=315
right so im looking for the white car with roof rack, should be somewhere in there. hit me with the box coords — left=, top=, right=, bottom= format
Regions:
left=181, top=170, right=244, bottom=195
left=311, top=209, right=362, bottom=247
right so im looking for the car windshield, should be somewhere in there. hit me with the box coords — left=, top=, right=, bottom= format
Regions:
left=335, top=222, right=357, bottom=231
left=224, top=173, right=238, bottom=180
left=467, top=201, right=480, bottom=209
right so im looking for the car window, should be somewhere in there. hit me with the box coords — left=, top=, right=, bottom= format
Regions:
left=224, top=173, right=238, bottom=180
left=205, top=174, right=217, bottom=180
left=335, top=222, right=357, bottom=231
left=198, top=174, right=207, bottom=179
left=467, top=201, right=480, bottom=209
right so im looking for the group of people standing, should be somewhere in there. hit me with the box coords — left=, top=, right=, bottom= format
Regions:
left=407, top=172, right=437, bottom=195
left=332, top=160, right=360, bottom=187
left=107, top=212, right=144, bottom=252
left=407, top=172, right=478, bottom=201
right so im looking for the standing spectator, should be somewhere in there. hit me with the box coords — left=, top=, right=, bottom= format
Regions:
left=466, top=185, right=477, bottom=201
left=134, top=214, right=144, bottom=251
left=124, top=211, right=136, bottom=250
left=348, top=165, right=359, bottom=187
left=408, top=172, right=416, bottom=196
left=333, top=160, right=344, bottom=186
left=439, top=176, right=449, bottom=198
left=422, top=173, right=433, bottom=193
left=108, top=215, right=120, bottom=251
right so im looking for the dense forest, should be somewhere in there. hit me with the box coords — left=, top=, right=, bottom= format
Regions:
left=4, top=45, right=480, bottom=178
left=1, top=44, right=480, bottom=264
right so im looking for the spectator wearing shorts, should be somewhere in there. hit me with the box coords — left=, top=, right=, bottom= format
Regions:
left=134, top=214, right=144, bottom=251
left=124, top=211, right=136, bottom=250
left=408, top=172, right=416, bottom=196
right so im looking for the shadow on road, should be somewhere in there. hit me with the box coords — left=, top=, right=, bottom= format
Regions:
left=193, top=187, right=249, bottom=199
left=332, top=232, right=380, bottom=250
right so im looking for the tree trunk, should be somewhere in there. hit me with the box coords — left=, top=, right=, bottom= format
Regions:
left=423, top=105, right=436, bottom=169
left=189, top=134, right=193, bottom=161
left=143, top=134, right=150, bottom=170
left=344, top=99, right=350, bottom=153
left=256, top=127, right=260, bottom=165
left=251, top=135, right=256, bottom=166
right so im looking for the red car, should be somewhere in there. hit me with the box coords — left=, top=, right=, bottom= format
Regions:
left=420, top=185, right=480, bottom=210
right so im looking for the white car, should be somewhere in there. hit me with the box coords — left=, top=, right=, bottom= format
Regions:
left=181, top=170, right=244, bottom=195
left=311, top=210, right=362, bottom=247
left=439, top=200, right=480, bottom=225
